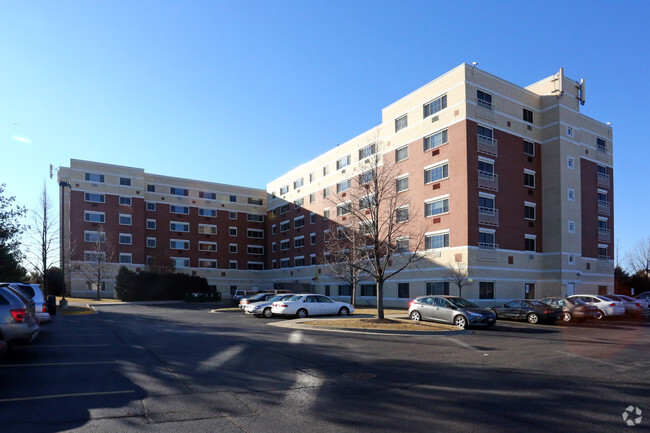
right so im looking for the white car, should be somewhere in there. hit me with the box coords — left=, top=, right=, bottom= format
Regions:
left=568, top=295, right=625, bottom=320
left=271, top=294, right=354, bottom=318
left=608, top=294, right=646, bottom=316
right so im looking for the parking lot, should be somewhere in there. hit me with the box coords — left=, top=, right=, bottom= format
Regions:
left=1, top=303, right=649, bottom=432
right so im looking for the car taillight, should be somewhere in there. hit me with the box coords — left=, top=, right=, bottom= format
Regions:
left=609, top=303, right=616, bottom=307
left=277, top=303, right=288, bottom=308
left=10, top=309, right=26, bottom=323
left=409, top=301, right=415, bottom=307
left=636, top=303, right=641, bottom=308
left=42, top=303, right=48, bottom=313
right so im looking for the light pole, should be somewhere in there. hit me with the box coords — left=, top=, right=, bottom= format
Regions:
left=59, top=181, right=71, bottom=309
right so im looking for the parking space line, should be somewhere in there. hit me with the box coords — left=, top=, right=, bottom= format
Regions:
left=0, top=361, right=119, bottom=368
left=0, top=390, right=134, bottom=403
left=14, top=344, right=110, bottom=348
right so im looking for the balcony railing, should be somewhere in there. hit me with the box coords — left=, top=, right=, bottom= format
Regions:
left=478, top=207, right=499, bottom=226
left=477, top=134, right=498, bottom=156
left=476, top=99, right=496, bottom=121
left=597, top=172, right=610, bottom=188
left=596, top=145, right=609, bottom=161
left=597, top=255, right=612, bottom=270
left=598, top=200, right=610, bottom=216
left=478, top=170, right=499, bottom=191
left=478, top=243, right=498, bottom=261
left=598, top=228, right=611, bottom=243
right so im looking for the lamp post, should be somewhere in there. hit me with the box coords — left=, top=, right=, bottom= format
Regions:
left=59, top=181, right=71, bottom=310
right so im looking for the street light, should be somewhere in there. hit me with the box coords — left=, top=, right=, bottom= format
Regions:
left=59, top=181, right=71, bottom=309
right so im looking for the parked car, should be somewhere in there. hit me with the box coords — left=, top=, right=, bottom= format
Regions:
left=0, top=339, right=6, bottom=360
left=539, top=297, right=599, bottom=322
left=245, top=294, right=295, bottom=318
left=271, top=294, right=354, bottom=318
left=231, top=289, right=260, bottom=304
left=0, top=285, right=40, bottom=345
left=408, top=296, right=495, bottom=329
left=238, top=292, right=277, bottom=309
left=6, top=283, right=51, bottom=323
left=606, top=294, right=644, bottom=316
left=488, top=300, right=563, bottom=324
left=635, top=292, right=650, bottom=303
left=567, top=295, right=625, bottom=320
left=628, top=294, right=650, bottom=310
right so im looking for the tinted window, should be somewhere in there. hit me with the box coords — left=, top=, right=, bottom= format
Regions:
left=15, top=284, right=35, bottom=298
left=505, top=301, right=521, bottom=308
left=0, top=293, right=9, bottom=305
left=316, top=296, right=333, bottom=303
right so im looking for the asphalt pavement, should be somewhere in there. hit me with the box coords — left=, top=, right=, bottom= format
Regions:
left=1, top=303, right=648, bottom=432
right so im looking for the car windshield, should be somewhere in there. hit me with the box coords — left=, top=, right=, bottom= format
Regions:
left=447, top=297, right=478, bottom=308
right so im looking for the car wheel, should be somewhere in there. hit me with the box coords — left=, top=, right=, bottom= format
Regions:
left=595, top=310, right=604, bottom=320
left=263, top=308, right=273, bottom=318
left=338, top=307, right=350, bottom=316
left=410, top=311, right=422, bottom=322
left=527, top=313, right=539, bottom=324
left=488, top=309, right=498, bottom=319
left=562, top=312, right=572, bottom=322
left=454, top=315, right=467, bottom=329
left=296, top=309, right=308, bottom=319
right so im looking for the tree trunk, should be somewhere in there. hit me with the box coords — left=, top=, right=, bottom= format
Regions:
left=376, top=279, right=384, bottom=320
left=350, top=281, right=357, bottom=307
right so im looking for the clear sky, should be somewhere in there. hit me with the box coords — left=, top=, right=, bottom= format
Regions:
left=1, top=0, right=648, bottom=264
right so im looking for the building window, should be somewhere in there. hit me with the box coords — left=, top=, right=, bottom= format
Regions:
left=247, top=229, right=264, bottom=239
left=395, top=115, right=407, bottom=132
left=426, top=281, right=449, bottom=296
left=294, top=198, right=304, bottom=209
left=524, top=170, right=536, bottom=188
left=120, top=177, right=131, bottom=186
left=396, top=175, right=409, bottom=193
left=423, top=95, right=447, bottom=118
left=359, top=169, right=375, bottom=185
left=199, top=191, right=216, bottom=200
left=425, top=196, right=449, bottom=217
left=84, top=211, right=105, bottom=223
left=423, top=129, right=448, bottom=151
left=119, top=233, right=132, bottom=245
left=339, top=284, right=351, bottom=296
left=147, top=185, right=155, bottom=192
left=523, top=140, right=535, bottom=156
left=229, top=195, right=237, bottom=203
left=173, top=257, right=190, bottom=268
left=397, top=283, right=410, bottom=299
left=337, top=179, right=352, bottom=193
left=397, top=237, right=409, bottom=253
left=271, top=242, right=276, bottom=252
left=310, top=233, right=316, bottom=245
left=568, top=189, right=575, bottom=202
left=119, top=214, right=132, bottom=226
left=567, top=157, right=575, bottom=169
left=248, top=197, right=263, bottom=206
left=310, top=254, right=316, bottom=265
left=146, top=237, right=156, bottom=248
left=199, top=259, right=217, bottom=268
left=293, top=178, right=304, bottom=189
left=198, top=224, right=217, bottom=235
left=524, top=235, right=536, bottom=252
left=170, top=239, right=190, bottom=250
left=524, top=202, right=536, bottom=220
left=84, top=193, right=105, bottom=203
left=170, top=205, right=189, bottom=214
left=229, top=260, right=238, bottom=270
left=479, top=193, right=495, bottom=212
left=359, top=143, right=376, bottom=159
left=229, top=244, right=238, bottom=253
left=568, top=255, right=575, bottom=265
left=424, top=162, right=449, bottom=184
left=567, top=127, right=573, bottom=137
left=309, top=172, right=315, bottom=183
left=336, top=155, right=351, bottom=170
left=337, top=202, right=351, bottom=216
left=119, top=197, right=132, bottom=207
left=170, top=187, right=188, bottom=196
left=199, top=242, right=217, bottom=252
left=280, top=239, right=290, bottom=250
left=147, top=219, right=156, bottom=230
left=146, top=202, right=156, bottom=211
left=294, top=236, right=305, bottom=248
left=479, top=230, right=495, bottom=248
left=568, top=221, right=576, bottom=234
left=395, top=145, right=408, bottom=162
left=247, top=262, right=264, bottom=270
left=476, top=89, right=492, bottom=110
left=596, top=137, right=607, bottom=152
left=119, top=253, right=132, bottom=264
left=478, top=158, right=494, bottom=176
left=280, top=185, right=289, bottom=195
left=523, top=108, right=534, bottom=123
left=170, top=221, right=189, bottom=232
left=280, top=258, right=290, bottom=268
left=247, top=245, right=264, bottom=255
left=294, top=216, right=305, bottom=228
left=323, top=187, right=330, bottom=198
left=361, top=284, right=377, bottom=297
left=396, top=206, right=409, bottom=223
left=323, top=209, right=330, bottom=220
left=227, top=212, right=236, bottom=220
left=310, top=213, right=316, bottom=224
left=196, top=208, right=215, bottom=217
left=309, top=193, right=316, bottom=204
left=247, top=214, right=264, bottom=222
left=271, top=224, right=277, bottom=235
left=479, top=282, right=495, bottom=299
left=280, top=221, right=290, bottom=232
left=425, top=231, right=449, bottom=250
left=323, top=166, right=329, bottom=176
left=84, top=231, right=105, bottom=243
left=280, top=204, right=290, bottom=214
left=85, top=173, right=105, bottom=183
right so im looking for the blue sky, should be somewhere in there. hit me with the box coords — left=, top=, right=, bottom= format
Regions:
left=1, top=0, right=648, bottom=263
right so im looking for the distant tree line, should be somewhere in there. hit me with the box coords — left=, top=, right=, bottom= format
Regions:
left=115, top=266, right=210, bottom=301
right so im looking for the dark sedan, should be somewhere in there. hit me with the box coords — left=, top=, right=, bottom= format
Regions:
left=488, top=300, right=563, bottom=324
left=539, top=297, right=599, bottom=322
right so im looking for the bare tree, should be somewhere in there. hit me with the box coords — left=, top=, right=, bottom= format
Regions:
left=626, top=236, right=650, bottom=278
left=23, top=184, right=58, bottom=296
left=328, top=146, right=424, bottom=320
left=78, top=228, right=117, bottom=300
left=323, top=222, right=369, bottom=307
left=446, top=261, right=471, bottom=298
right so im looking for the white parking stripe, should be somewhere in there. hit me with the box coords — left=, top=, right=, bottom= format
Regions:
left=14, top=344, right=110, bottom=348
left=0, top=390, right=134, bottom=403
left=0, top=361, right=118, bottom=368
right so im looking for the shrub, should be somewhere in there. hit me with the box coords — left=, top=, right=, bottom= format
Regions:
left=114, top=267, right=211, bottom=301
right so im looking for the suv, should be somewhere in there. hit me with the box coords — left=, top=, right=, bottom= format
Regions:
left=6, top=283, right=51, bottom=323
left=0, top=285, right=40, bottom=345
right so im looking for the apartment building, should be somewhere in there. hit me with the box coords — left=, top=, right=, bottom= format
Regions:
left=60, top=64, right=614, bottom=304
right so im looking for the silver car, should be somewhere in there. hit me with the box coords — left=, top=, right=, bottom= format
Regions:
left=7, top=283, right=51, bottom=323
left=607, top=294, right=645, bottom=316
left=408, top=296, right=496, bottom=329
left=0, top=285, right=40, bottom=345
left=245, top=294, right=294, bottom=318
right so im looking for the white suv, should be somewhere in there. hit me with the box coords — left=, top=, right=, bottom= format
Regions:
left=568, top=294, right=625, bottom=320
